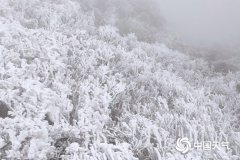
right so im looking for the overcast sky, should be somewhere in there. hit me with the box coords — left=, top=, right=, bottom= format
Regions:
left=158, top=0, right=240, bottom=50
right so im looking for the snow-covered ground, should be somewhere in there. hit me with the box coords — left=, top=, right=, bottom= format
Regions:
left=0, top=0, right=240, bottom=159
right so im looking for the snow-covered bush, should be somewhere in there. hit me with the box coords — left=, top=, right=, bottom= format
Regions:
left=0, top=0, right=239, bottom=159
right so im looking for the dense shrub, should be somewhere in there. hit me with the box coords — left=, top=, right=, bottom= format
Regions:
left=0, top=0, right=239, bottom=159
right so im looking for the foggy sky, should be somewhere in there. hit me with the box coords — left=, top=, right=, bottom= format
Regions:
left=158, top=0, right=240, bottom=50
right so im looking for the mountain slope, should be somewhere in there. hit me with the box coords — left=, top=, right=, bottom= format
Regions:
left=0, top=0, right=240, bottom=159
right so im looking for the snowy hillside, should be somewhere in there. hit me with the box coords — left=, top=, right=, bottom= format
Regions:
left=0, top=0, right=240, bottom=159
